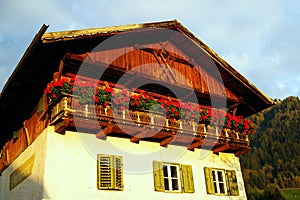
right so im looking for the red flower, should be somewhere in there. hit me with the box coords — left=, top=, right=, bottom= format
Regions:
left=165, top=100, right=170, bottom=107
left=113, top=98, right=119, bottom=105
left=171, top=107, right=176, bottom=113
left=105, top=87, right=113, bottom=93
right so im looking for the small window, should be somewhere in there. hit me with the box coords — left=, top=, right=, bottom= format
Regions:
left=163, top=163, right=181, bottom=192
left=204, top=167, right=239, bottom=196
left=97, top=154, right=123, bottom=190
left=153, top=161, right=194, bottom=193
left=212, top=169, right=226, bottom=194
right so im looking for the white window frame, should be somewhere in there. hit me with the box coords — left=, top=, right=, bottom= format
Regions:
left=212, top=169, right=227, bottom=194
left=162, top=163, right=182, bottom=192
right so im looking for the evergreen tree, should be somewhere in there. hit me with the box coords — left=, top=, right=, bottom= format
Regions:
left=240, top=96, right=300, bottom=192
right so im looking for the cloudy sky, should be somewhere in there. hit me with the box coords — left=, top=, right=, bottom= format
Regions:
left=0, top=0, right=299, bottom=100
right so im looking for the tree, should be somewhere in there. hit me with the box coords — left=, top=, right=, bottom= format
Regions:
left=261, top=184, right=286, bottom=200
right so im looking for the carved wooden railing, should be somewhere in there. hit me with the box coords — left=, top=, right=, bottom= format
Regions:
left=49, top=95, right=249, bottom=148
left=0, top=92, right=250, bottom=173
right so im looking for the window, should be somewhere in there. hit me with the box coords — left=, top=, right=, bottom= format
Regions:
left=153, top=161, right=194, bottom=193
left=212, top=169, right=226, bottom=194
left=163, top=163, right=181, bottom=192
left=204, top=167, right=239, bottom=196
left=97, top=154, right=123, bottom=190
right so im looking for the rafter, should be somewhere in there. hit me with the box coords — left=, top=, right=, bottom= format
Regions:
left=160, top=135, right=175, bottom=147
left=187, top=140, right=203, bottom=151
left=96, top=125, right=113, bottom=139
left=213, top=143, right=230, bottom=154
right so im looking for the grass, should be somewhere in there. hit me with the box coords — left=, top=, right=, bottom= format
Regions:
left=282, top=188, right=300, bottom=200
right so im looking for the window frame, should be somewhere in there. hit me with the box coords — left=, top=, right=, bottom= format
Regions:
left=162, top=163, right=182, bottom=192
left=212, top=169, right=227, bottom=195
left=204, top=167, right=239, bottom=196
left=153, top=161, right=194, bottom=193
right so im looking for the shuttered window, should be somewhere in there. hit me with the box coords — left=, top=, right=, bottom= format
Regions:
left=153, top=161, right=194, bottom=193
left=97, top=154, right=123, bottom=190
left=204, top=167, right=239, bottom=196
left=226, top=170, right=239, bottom=196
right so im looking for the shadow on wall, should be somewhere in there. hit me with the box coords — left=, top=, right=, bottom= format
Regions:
left=0, top=155, right=49, bottom=200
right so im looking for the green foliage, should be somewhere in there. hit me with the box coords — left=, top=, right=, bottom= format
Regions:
left=241, top=96, right=300, bottom=196
left=282, top=188, right=300, bottom=200
left=262, top=184, right=286, bottom=200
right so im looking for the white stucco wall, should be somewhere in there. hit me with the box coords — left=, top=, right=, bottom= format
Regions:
left=0, top=126, right=248, bottom=200
left=0, top=128, right=48, bottom=200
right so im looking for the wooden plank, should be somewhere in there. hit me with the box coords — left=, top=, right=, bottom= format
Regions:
left=187, top=140, right=203, bottom=151
left=54, top=118, right=70, bottom=134
left=96, top=125, right=114, bottom=139
left=213, top=143, right=230, bottom=154
left=234, top=146, right=250, bottom=156
left=129, top=131, right=146, bottom=143
left=160, top=135, right=175, bottom=147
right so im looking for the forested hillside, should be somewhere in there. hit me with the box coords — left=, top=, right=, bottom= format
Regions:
left=240, top=96, right=300, bottom=192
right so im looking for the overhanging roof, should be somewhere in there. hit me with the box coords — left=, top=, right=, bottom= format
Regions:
left=0, top=20, right=274, bottom=145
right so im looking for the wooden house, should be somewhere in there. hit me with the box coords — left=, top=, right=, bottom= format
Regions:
left=0, top=20, right=273, bottom=200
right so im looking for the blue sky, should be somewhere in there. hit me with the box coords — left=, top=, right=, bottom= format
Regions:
left=0, top=0, right=299, bottom=99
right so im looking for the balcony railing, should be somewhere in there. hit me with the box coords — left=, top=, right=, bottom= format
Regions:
left=50, top=95, right=249, bottom=155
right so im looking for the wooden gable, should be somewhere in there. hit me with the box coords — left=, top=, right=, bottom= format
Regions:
left=61, top=41, right=239, bottom=106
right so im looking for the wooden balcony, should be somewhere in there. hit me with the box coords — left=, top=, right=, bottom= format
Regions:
left=50, top=95, right=250, bottom=156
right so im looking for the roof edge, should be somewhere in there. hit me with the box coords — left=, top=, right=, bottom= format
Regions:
left=41, top=20, right=178, bottom=42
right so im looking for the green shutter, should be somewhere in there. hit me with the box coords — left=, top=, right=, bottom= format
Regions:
left=204, top=167, right=215, bottom=194
left=152, top=161, right=164, bottom=191
left=226, top=170, right=239, bottom=196
left=181, top=164, right=195, bottom=193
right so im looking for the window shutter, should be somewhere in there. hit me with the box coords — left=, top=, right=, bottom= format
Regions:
left=152, top=161, right=164, bottom=191
left=226, top=170, right=239, bottom=196
left=204, top=167, right=215, bottom=194
left=97, top=155, right=114, bottom=190
left=113, top=156, right=124, bottom=190
left=181, top=164, right=195, bottom=193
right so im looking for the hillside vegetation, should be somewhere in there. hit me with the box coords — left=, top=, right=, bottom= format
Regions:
left=240, top=96, right=300, bottom=199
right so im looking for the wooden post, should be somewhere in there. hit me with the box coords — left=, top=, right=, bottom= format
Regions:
left=23, top=122, right=31, bottom=146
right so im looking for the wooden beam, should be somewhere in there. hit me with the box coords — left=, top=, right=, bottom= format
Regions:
left=213, top=143, right=230, bottom=154
left=54, top=118, right=70, bottom=134
left=160, top=135, right=175, bottom=147
left=234, top=146, right=250, bottom=156
left=187, top=140, right=203, bottom=151
left=23, top=122, right=31, bottom=146
left=96, top=125, right=113, bottom=139
left=129, top=130, right=148, bottom=143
